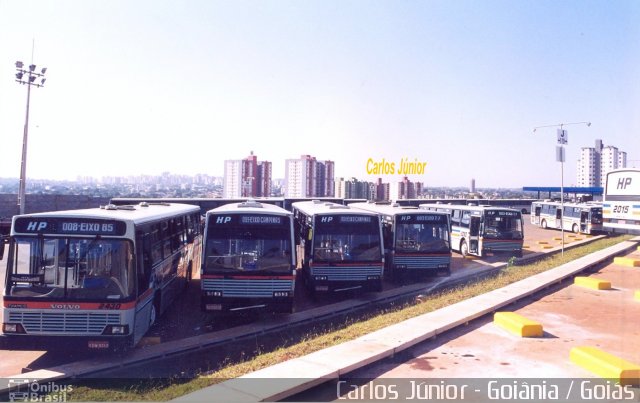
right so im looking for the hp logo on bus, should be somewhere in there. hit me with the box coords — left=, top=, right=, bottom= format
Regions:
left=215, top=217, right=232, bottom=224
left=320, top=217, right=334, bottom=223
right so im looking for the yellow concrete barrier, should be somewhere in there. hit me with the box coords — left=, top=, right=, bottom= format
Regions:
left=553, top=237, right=562, bottom=241
left=542, top=245, right=553, bottom=249
left=537, top=241, right=549, bottom=245
left=493, top=312, right=543, bottom=337
left=570, top=346, right=640, bottom=386
left=635, top=290, right=640, bottom=302
left=574, top=276, right=611, bottom=290
left=614, top=257, right=640, bottom=267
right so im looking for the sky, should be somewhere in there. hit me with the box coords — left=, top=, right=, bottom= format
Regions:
left=0, top=0, right=638, bottom=188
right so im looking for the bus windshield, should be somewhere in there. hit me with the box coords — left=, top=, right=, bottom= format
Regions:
left=395, top=223, right=450, bottom=253
left=312, top=216, right=381, bottom=263
left=591, top=208, right=603, bottom=224
left=203, top=221, right=292, bottom=273
left=6, top=237, right=135, bottom=300
left=483, top=212, right=523, bottom=239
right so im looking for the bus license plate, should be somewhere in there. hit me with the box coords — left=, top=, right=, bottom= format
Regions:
left=88, top=341, right=109, bottom=349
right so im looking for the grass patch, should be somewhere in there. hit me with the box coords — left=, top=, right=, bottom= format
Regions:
left=67, top=235, right=634, bottom=401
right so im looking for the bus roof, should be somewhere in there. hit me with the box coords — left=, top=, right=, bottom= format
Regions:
left=532, top=200, right=602, bottom=208
left=206, top=200, right=292, bottom=216
left=419, top=203, right=521, bottom=214
left=12, top=202, right=200, bottom=227
left=291, top=200, right=378, bottom=216
left=350, top=202, right=450, bottom=218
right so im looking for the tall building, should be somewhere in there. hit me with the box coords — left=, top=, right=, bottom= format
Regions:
left=223, top=151, right=272, bottom=198
left=284, top=155, right=335, bottom=198
left=576, top=139, right=627, bottom=187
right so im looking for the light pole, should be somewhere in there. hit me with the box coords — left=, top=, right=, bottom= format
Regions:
left=533, top=121, right=591, bottom=256
left=15, top=59, right=47, bottom=215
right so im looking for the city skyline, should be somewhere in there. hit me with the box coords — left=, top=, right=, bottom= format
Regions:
left=1, top=1, right=638, bottom=187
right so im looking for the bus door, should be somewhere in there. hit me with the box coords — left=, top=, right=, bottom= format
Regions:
left=580, top=211, right=589, bottom=233
left=555, top=207, right=562, bottom=229
left=533, top=205, right=541, bottom=225
left=469, top=216, right=481, bottom=255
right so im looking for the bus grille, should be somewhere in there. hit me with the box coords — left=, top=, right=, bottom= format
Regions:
left=202, top=278, right=293, bottom=298
left=8, top=311, right=121, bottom=335
left=310, top=266, right=383, bottom=281
left=483, top=240, right=523, bottom=252
left=393, top=255, right=450, bottom=269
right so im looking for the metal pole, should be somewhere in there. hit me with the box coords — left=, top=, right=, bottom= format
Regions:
left=560, top=148, right=564, bottom=257
left=18, top=79, right=32, bottom=215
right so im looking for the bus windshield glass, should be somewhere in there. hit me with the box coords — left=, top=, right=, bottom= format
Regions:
left=6, top=237, right=134, bottom=300
left=395, top=222, right=450, bottom=253
left=203, top=215, right=292, bottom=273
left=312, top=215, right=381, bottom=263
left=483, top=211, right=524, bottom=239
left=591, top=208, right=603, bottom=223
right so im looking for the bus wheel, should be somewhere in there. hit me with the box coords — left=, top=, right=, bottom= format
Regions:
left=460, top=241, right=468, bottom=258
left=572, top=224, right=579, bottom=233
left=149, top=297, right=160, bottom=327
left=541, top=219, right=547, bottom=229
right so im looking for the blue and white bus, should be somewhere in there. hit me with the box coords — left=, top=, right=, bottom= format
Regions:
left=2, top=202, right=201, bottom=350
left=201, top=200, right=296, bottom=313
left=350, top=202, right=451, bottom=280
left=419, top=203, right=524, bottom=258
left=292, top=200, right=384, bottom=296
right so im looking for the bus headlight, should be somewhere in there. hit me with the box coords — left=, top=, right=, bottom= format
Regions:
left=206, top=291, right=223, bottom=297
left=315, top=276, right=328, bottom=281
left=103, top=325, right=129, bottom=335
left=367, top=275, right=381, bottom=280
left=2, top=323, right=25, bottom=334
left=437, top=264, right=449, bottom=269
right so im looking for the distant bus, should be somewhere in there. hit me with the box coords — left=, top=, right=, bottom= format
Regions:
left=419, top=203, right=524, bottom=258
left=292, top=200, right=384, bottom=296
left=1, top=202, right=201, bottom=350
left=350, top=202, right=451, bottom=280
left=530, top=200, right=603, bottom=234
left=200, top=200, right=296, bottom=314
left=603, top=168, right=640, bottom=234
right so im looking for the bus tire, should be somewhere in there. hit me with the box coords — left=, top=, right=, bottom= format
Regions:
left=541, top=219, right=547, bottom=229
left=460, top=240, right=468, bottom=258
left=149, top=295, right=160, bottom=327
left=572, top=223, right=579, bottom=233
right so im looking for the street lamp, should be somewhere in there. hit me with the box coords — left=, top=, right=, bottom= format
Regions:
left=15, top=59, right=47, bottom=215
left=533, top=121, right=591, bottom=256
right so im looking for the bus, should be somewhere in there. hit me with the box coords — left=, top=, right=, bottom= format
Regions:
left=292, top=200, right=384, bottom=296
left=200, top=200, right=296, bottom=314
left=530, top=200, right=603, bottom=234
left=1, top=202, right=201, bottom=350
left=350, top=202, right=451, bottom=280
left=603, top=168, right=640, bottom=234
left=419, top=203, right=524, bottom=258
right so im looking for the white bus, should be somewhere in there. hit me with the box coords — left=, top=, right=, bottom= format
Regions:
left=292, top=200, right=384, bottom=296
left=1, top=202, right=201, bottom=350
left=530, top=200, right=603, bottom=234
left=419, top=203, right=524, bottom=258
left=603, top=168, right=640, bottom=234
left=201, top=200, right=296, bottom=314
left=350, top=202, right=451, bottom=280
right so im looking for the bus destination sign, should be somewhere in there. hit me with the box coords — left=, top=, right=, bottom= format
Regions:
left=14, top=217, right=127, bottom=236
left=486, top=210, right=519, bottom=217
left=400, top=214, right=448, bottom=224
